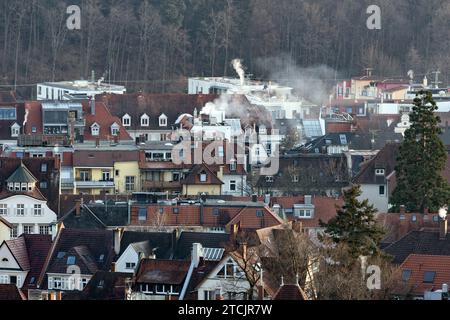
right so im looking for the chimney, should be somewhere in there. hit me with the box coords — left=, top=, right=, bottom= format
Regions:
left=399, top=205, right=406, bottom=214
left=252, top=194, right=258, bottom=202
left=440, top=217, right=448, bottom=240
left=113, top=228, right=122, bottom=255
left=191, top=243, right=203, bottom=268
left=111, top=262, right=116, bottom=272
left=75, top=197, right=83, bottom=217
left=304, top=195, right=312, bottom=205
left=90, top=97, right=96, bottom=115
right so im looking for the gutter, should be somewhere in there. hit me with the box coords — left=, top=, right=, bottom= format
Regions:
left=179, top=260, right=195, bottom=300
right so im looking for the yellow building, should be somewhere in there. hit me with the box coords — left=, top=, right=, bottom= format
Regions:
left=73, top=149, right=140, bottom=195
left=181, top=165, right=223, bottom=196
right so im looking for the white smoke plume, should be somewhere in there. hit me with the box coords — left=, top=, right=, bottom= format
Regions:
left=255, top=55, right=338, bottom=105
left=232, top=59, right=245, bottom=86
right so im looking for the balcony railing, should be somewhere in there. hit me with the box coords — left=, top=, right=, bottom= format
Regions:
left=60, top=179, right=74, bottom=189
left=74, top=180, right=115, bottom=189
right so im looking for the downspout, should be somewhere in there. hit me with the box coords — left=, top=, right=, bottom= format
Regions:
left=179, top=261, right=195, bottom=300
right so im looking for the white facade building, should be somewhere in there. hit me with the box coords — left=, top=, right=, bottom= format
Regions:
left=37, top=80, right=126, bottom=101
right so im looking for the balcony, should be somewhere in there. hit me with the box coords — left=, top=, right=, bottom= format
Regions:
left=74, top=180, right=115, bottom=189
left=60, top=179, right=74, bottom=189
left=142, top=180, right=181, bottom=190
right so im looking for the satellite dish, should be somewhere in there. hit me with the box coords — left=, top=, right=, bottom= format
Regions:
left=407, top=70, right=414, bottom=80
left=439, top=207, right=448, bottom=219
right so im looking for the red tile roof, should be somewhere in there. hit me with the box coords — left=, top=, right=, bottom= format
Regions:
left=82, top=101, right=132, bottom=141
left=5, top=237, right=30, bottom=270
left=73, top=149, right=139, bottom=167
left=21, top=234, right=52, bottom=290
left=400, top=254, right=450, bottom=295
left=270, top=196, right=343, bottom=229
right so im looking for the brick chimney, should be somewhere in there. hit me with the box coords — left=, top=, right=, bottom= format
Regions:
left=399, top=205, right=406, bottom=214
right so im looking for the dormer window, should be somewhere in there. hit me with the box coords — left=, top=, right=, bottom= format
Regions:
left=375, top=169, right=385, bottom=176
left=230, top=159, right=237, bottom=171
left=141, top=114, right=149, bottom=127
left=265, top=176, right=274, bottom=183
left=159, top=114, right=167, bottom=127
left=111, top=122, right=120, bottom=136
left=200, top=172, right=207, bottom=182
left=122, top=114, right=131, bottom=127
left=11, top=123, right=20, bottom=137
left=259, top=125, right=267, bottom=135
left=91, top=123, right=100, bottom=136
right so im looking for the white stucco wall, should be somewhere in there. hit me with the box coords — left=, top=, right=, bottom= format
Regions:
left=0, top=195, right=57, bottom=238
left=358, top=184, right=389, bottom=213
left=116, top=245, right=139, bottom=274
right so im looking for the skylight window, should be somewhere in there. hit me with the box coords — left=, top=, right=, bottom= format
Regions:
left=401, top=269, right=411, bottom=282
left=67, top=256, right=76, bottom=265
left=423, top=271, right=436, bottom=283
left=57, top=251, right=66, bottom=259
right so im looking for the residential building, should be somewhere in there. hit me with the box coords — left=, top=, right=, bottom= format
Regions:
left=0, top=234, right=52, bottom=290
left=36, top=79, right=126, bottom=101
left=97, top=93, right=218, bottom=142
left=38, top=228, right=115, bottom=292
left=353, top=143, right=399, bottom=213
left=0, top=162, right=58, bottom=238
left=72, top=149, right=140, bottom=195
left=0, top=92, right=24, bottom=149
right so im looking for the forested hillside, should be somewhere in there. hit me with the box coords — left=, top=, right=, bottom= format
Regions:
left=1, top=0, right=449, bottom=96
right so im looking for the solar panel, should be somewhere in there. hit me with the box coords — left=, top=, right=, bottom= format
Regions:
left=203, top=248, right=225, bottom=261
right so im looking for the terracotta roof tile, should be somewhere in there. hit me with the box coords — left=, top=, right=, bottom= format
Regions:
left=400, top=254, right=450, bottom=295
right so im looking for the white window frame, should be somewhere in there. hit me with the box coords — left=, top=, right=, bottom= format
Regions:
left=375, top=169, right=385, bottom=176
left=200, top=173, right=207, bottom=182
left=141, top=114, right=149, bottom=127
left=122, top=114, right=131, bottom=127
left=230, top=180, right=236, bottom=191
left=159, top=114, right=168, bottom=127
left=91, top=123, right=100, bottom=136
left=39, top=225, right=51, bottom=235
left=23, top=225, right=34, bottom=234
left=0, top=204, right=7, bottom=215
left=16, top=204, right=25, bottom=216
left=34, top=204, right=42, bottom=216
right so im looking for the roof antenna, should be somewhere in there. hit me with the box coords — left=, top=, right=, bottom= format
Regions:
left=280, top=276, right=284, bottom=287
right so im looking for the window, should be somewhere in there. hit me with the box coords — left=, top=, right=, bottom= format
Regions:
left=339, top=134, right=348, bottom=145
left=41, top=163, right=47, bottom=172
left=0, top=108, right=16, bottom=120
left=292, top=175, right=299, bottom=183
left=294, top=208, right=312, bottom=218
left=115, top=170, right=120, bottom=177
left=67, top=256, right=76, bottom=265
left=230, top=160, right=237, bottom=171
left=39, top=225, right=51, bottom=235
left=200, top=173, right=207, bottom=182
left=34, top=204, right=42, bottom=216
left=141, top=114, right=149, bottom=127
left=412, top=215, right=417, bottom=222
left=122, top=114, right=131, bottom=127
left=213, top=208, right=220, bottom=216
left=80, top=170, right=90, bottom=181
left=379, top=185, right=385, bottom=195
left=0, top=204, right=7, bottom=215
left=23, top=225, right=34, bottom=234
left=80, top=278, right=89, bottom=290
left=11, top=124, right=20, bottom=137
left=172, top=173, right=180, bottom=182
left=102, top=170, right=111, bottom=181
left=91, top=124, right=100, bottom=136
left=230, top=180, right=236, bottom=191
left=10, top=225, right=18, bottom=238
left=156, top=284, right=166, bottom=294
left=40, top=181, right=47, bottom=189
left=375, top=169, right=385, bottom=176
left=218, top=146, right=224, bottom=157
left=159, top=208, right=165, bottom=215
left=159, top=114, right=167, bottom=127
left=138, top=208, right=147, bottom=221
left=433, top=215, right=439, bottom=222
left=125, top=176, right=135, bottom=192
left=423, top=271, right=436, bottom=283
left=38, top=86, right=42, bottom=95
left=402, top=269, right=411, bottom=282
left=204, top=290, right=217, bottom=301
left=16, top=204, right=25, bottom=216
left=173, top=207, right=179, bottom=214
left=125, top=262, right=136, bottom=269
left=256, top=210, right=263, bottom=217
left=111, top=127, right=119, bottom=136
left=21, top=183, right=27, bottom=191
